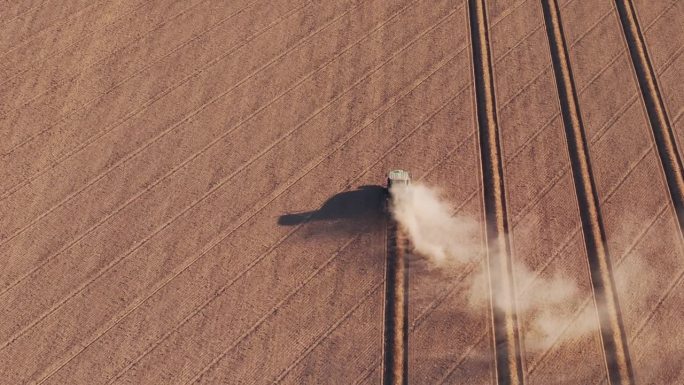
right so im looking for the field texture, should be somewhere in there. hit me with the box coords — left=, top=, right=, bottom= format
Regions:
left=1, top=0, right=682, bottom=384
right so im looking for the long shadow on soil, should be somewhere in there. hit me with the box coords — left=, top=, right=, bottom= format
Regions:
left=278, top=185, right=387, bottom=238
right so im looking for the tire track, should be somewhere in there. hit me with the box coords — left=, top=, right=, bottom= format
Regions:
left=631, top=267, right=684, bottom=344
left=410, top=37, right=650, bottom=347
left=102, top=32, right=466, bottom=385
left=541, top=1, right=634, bottom=383
left=0, top=0, right=428, bottom=310
left=366, top=327, right=491, bottom=385
left=175, top=53, right=470, bottom=378
left=383, top=208, right=409, bottom=385
left=527, top=203, right=669, bottom=376
left=0, top=3, right=460, bottom=353
left=1, top=0, right=528, bottom=237
left=506, top=12, right=675, bottom=226
left=436, top=331, right=490, bottom=385
left=468, top=0, right=524, bottom=384
left=0, top=0, right=420, bottom=255
left=502, top=1, right=677, bottom=170
left=0, top=0, right=433, bottom=252
left=0, top=1, right=48, bottom=26
left=275, top=97, right=477, bottom=382
left=657, top=42, right=684, bottom=76
left=3, top=0, right=525, bottom=198
left=353, top=357, right=383, bottom=385
left=181, top=233, right=367, bottom=384
left=614, top=0, right=684, bottom=239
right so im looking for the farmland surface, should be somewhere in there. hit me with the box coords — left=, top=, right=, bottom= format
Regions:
left=1, top=0, right=682, bottom=384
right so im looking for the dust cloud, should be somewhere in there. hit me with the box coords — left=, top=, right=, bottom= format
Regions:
left=389, top=182, right=479, bottom=266
left=388, top=182, right=598, bottom=352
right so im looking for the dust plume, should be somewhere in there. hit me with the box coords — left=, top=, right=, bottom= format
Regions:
left=389, top=182, right=598, bottom=352
left=389, top=182, right=479, bottom=266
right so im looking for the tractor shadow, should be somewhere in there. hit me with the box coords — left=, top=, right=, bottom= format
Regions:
left=278, top=185, right=387, bottom=238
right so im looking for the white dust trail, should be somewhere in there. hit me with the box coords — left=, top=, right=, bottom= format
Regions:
left=388, top=182, right=597, bottom=352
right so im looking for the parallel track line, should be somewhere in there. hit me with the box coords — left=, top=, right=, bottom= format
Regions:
left=0, top=0, right=353, bottom=257
left=5, top=0, right=537, bottom=206
left=469, top=0, right=524, bottom=383
left=170, top=29, right=467, bottom=385
left=527, top=203, right=669, bottom=375
left=24, top=16, right=467, bottom=383
left=182, top=234, right=365, bottom=384
left=542, top=1, right=634, bottom=382
left=614, top=0, right=684, bottom=239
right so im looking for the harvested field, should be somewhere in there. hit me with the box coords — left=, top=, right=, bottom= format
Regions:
left=1, top=0, right=682, bottom=384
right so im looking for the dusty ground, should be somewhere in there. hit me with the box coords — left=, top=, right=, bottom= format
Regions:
left=0, top=0, right=682, bottom=384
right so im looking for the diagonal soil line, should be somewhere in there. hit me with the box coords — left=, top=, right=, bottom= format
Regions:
left=0, top=0, right=108, bottom=58
left=272, top=281, right=385, bottom=384
left=614, top=0, right=684, bottom=241
left=542, top=0, right=635, bottom=383
left=20, top=23, right=468, bottom=385
left=41, top=39, right=470, bottom=385
left=527, top=203, right=669, bottom=376
left=468, top=0, right=524, bottom=384
left=0, top=0, right=359, bottom=297
left=0, top=0, right=156, bottom=88
left=0, top=0, right=266, bottom=159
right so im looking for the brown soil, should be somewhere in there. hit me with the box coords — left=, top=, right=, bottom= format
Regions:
left=1, top=0, right=681, bottom=383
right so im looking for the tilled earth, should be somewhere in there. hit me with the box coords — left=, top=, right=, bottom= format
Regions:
left=0, top=0, right=682, bottom=384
